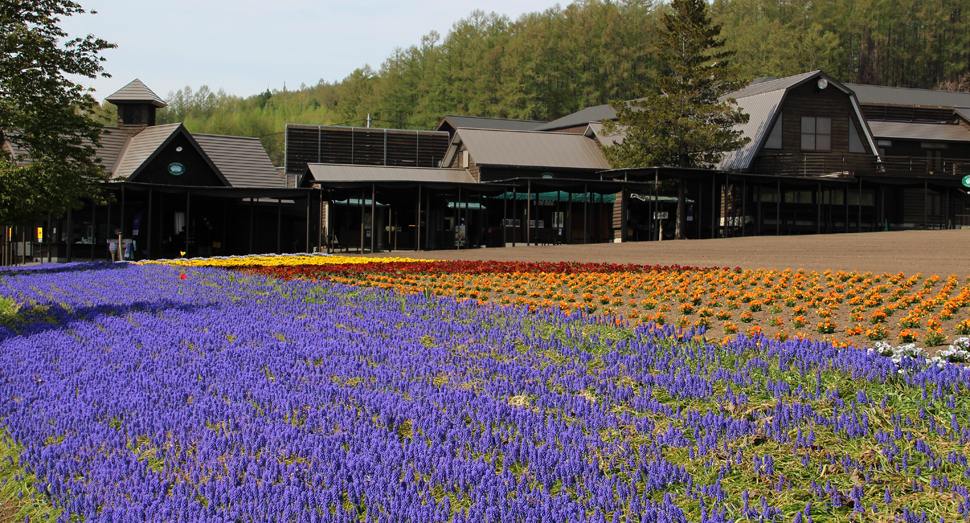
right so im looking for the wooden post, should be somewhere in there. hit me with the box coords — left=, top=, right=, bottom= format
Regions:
left=370, top=183, right=376, bottom=253
left=526, top=180, right=531, bottom=246
left=844, top=186, right=849, bottom=233
left=923, top=180, right=928, bottom=230
left=185, top=190, right=191, bottom=255
left=502, top=186, right=508, bottom=246
left=146, top=188, right=153, bottom=259
left=106, top=190, right=112, bottom=260
left=249, top=197, right=254, bottom=254
left=512, top=186, right=517, bottom=247
left=946, top=186, right=951, bottom=229
left=457, top=186, right=462, bottom=250
left=319, top=187, right=325, bottom=253
left=66, top=208, right=73, bottom=262
left=711, top=174, right=717, bottom=239
left=359, top=187, right=365, bottom=254
left=120, top=186, right=126, bottom=258
left=857, top=178, right=862, bottom=233
left=305, top=190, right=311, bottom=252
left=776, top=179, right=781, bottom=236
left=756, top=185, right=762, bottom=236
left=416, top=184, right=421, bottom=252
left=583, top=183, right=589, bottom=244
left=567, top=191, right=573, bottom=244
left=277, top=198, right=282, bottom=254
left=817, top=182, right=821, bottom=235
left=697, top=178, right=703, bottom=240
left=741, top=178, right=746, bottom=237
left=453, top=186, right=459, bottom=250
left=222, top=197, right=227, bottom=256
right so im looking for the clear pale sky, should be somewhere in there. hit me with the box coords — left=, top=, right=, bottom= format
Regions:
left=61, top=0, right=563, bottom=103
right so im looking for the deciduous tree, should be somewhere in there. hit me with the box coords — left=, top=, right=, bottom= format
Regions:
left=0, top=0, right=115, bottom=225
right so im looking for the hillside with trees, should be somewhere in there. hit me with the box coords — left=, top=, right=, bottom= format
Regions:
left=111, top=0, right=970, bottom=166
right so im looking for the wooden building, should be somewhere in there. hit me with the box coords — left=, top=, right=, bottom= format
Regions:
left=581, top=71, right=970, bottom=239
left=2, top=79, right=318, bottom=264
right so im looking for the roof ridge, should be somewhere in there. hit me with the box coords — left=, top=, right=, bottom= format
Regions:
left=105, top=79, right=167, bottom=107
left=459, top=127, right=589, bottom=135
left=446, top=115, right=547, bottom=123
left=308, top=163, right=468, bottom=170
left=846, top=82, right=964, bottom=94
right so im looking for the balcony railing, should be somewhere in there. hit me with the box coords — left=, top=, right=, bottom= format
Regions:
left=751, top=154, right=970, bottom=178
left=878, top=156, right=970, bottom=177
left=750, top=154, right=877, bottom=177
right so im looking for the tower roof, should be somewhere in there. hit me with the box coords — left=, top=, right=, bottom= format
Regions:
left=105, top=79, right=167, bottom=108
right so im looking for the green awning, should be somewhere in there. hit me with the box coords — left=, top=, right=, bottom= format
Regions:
left=489, top=191, right=615, bottom=203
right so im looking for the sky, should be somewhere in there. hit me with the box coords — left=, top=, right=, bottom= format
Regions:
left=60, top=0, right=563, bottom=104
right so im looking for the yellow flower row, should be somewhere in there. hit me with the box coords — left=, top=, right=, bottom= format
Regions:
left=140, top=254, right=421, bottom=268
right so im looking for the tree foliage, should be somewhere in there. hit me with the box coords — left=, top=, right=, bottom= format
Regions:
left=140, top=0, right=970, bottom=169
left=0, top=0, right=115, bottom=225
left=713, top=0, right=970, bottom=88
left=603, top=0, right=749, bottom=168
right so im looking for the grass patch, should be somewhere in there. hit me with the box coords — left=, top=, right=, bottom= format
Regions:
left=0, top=431, right=60, bottom=523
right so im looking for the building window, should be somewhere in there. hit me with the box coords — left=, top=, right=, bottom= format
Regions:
left=121, top=105, right=142, bottom=125
left=801, top=116, right=831, bottom=151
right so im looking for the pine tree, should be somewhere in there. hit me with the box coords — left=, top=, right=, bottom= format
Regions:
left=602, top=0, right=749, bottom=169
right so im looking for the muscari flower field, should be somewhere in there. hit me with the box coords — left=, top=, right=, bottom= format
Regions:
left=1, top=255, right=970, bottom=522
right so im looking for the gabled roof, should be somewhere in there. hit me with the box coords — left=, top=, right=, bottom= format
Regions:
left=722, top=71, right=826, bottom=100
left=304, top=164, right=475, bottom=184
left=95, top=128, right=130, bottom=173
left=110, top=123, right=183, bottom=180
left=532, top=104, right=618, bottom=132
left=718, top=71, right=880, bottom=171
left=4, top=127, right=131, bottom=169
left=846, top=83, right=970, bottom=108
left=717, top=90, right=788, bottom=171
left=5, top=120, right=281, bottom=188
left=192, top=134, right=285, bottom=188
left=867, top=121, right=970, bottom=142
left=105, top=79, right=167, bottom=108
left=444, top=128, right=610, bottom=170
left=435, top=115, right=546, bottom=132
left=584, top=122, right=624, bottom=147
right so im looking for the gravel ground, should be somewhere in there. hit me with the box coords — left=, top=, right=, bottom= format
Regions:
left=366, top=229, right=970, bottom=277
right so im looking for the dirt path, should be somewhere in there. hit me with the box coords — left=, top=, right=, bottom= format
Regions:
left=366, top=230, right=970, bottom=277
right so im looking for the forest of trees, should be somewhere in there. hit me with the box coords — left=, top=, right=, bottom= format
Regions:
left=101, top=0, right=970, bottom=166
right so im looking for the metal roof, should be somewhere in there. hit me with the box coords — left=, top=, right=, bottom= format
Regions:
left=95, top=128, right=130, bottom=173
left=447, top=128, right=610, bottom=170
left=723, top=71, right=825, bottom=99
left=192, top=134, right=285, bottom=188
left=105, top=79, right=167, bottom=108
left=584, top=122, right=624, bottom=147
left=717, top=71, right=879, bottom=170
left=532, top=104, right=617, bottom=131
left=867, top=121, right=970, bottom=142
left=718, top=90, right=787, bottom=170
left=1, top=134, right=29, bottom=162
left=304, top=164, right=475, bottom=183
left=110, top=123, right=182, bottom=180
left=436, top=115, right=546, bottom=132
left=846, top=83, right=970, bottom=108
left=956, top=108, right=970, bottom=122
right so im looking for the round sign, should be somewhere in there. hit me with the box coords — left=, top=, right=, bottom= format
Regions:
left=168, top=162, right=185, bottom=176
left=962, top=174, right=970, bottom=188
